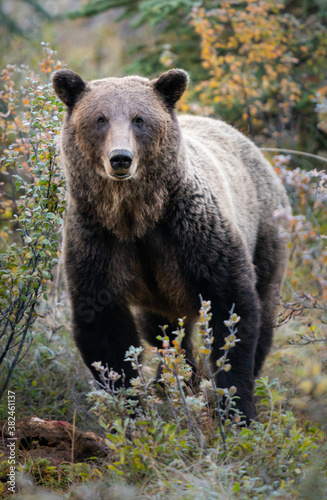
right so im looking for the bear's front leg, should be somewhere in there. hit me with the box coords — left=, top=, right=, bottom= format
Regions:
left=64, top=223, right=141, bottom=387
left=72, top=297, right=141, bottom=386
left=211, top=309, right=259, bottom=422
left=207, top=276, right=260, bottom=423
left=187, top=228, right=261, bottom=423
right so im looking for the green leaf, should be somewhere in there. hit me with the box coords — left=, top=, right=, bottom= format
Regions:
left=233, top=483, right=240, bottom=493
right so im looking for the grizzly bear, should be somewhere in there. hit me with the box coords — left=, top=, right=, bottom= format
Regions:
left=53, top=68, right=290, bottom=422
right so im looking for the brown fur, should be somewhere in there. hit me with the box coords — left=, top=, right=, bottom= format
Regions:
left=53, top=68, right=290, bottom=422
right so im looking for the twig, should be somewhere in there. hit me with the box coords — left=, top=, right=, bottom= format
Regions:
left=260, top=147, right=327, bottom=164
left=71, top=409, right=76, bottom=464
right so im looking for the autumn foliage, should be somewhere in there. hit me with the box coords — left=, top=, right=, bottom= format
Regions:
left=0, top=46, right=64, bottom=396
left=191, top=0, right=327, bottom=145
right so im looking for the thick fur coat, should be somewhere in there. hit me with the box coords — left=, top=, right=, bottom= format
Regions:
left=53, top=68, right=290, bottom=421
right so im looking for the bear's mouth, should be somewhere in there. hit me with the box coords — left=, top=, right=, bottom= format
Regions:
left=109, top=172, right=132, bottom=181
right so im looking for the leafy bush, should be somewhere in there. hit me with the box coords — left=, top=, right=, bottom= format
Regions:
left=88, top=301, right=242, bottom=468
left=77, top=302, right=324, bottom=498
left=273, top=154, right=327, bottom=330
left=0, top=45, right=65, bottom=396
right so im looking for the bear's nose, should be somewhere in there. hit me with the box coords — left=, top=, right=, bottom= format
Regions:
left=109, top=149, right=133, bottom=172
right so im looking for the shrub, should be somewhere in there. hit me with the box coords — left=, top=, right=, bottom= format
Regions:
left=190, top=0, right=327, bottom=150
left=0, top=45, right=64, bottom=396
left=84, top=302, right=323, bottom=498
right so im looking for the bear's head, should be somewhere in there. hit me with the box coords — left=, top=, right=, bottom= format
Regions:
left=52, top=69, right=189, bottom=181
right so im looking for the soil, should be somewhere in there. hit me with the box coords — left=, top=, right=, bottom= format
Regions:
left=0, top=416, right=108, bottom=466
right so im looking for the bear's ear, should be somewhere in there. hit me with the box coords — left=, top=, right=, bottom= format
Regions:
left=151, top=69, right=189, bottom=108
left=52, top=69, right=87, bottom=108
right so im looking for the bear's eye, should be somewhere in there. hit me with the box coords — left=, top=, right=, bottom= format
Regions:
left=133, top=117, right=144, bottom=126
left=97, top=116, right=106, bottom=126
